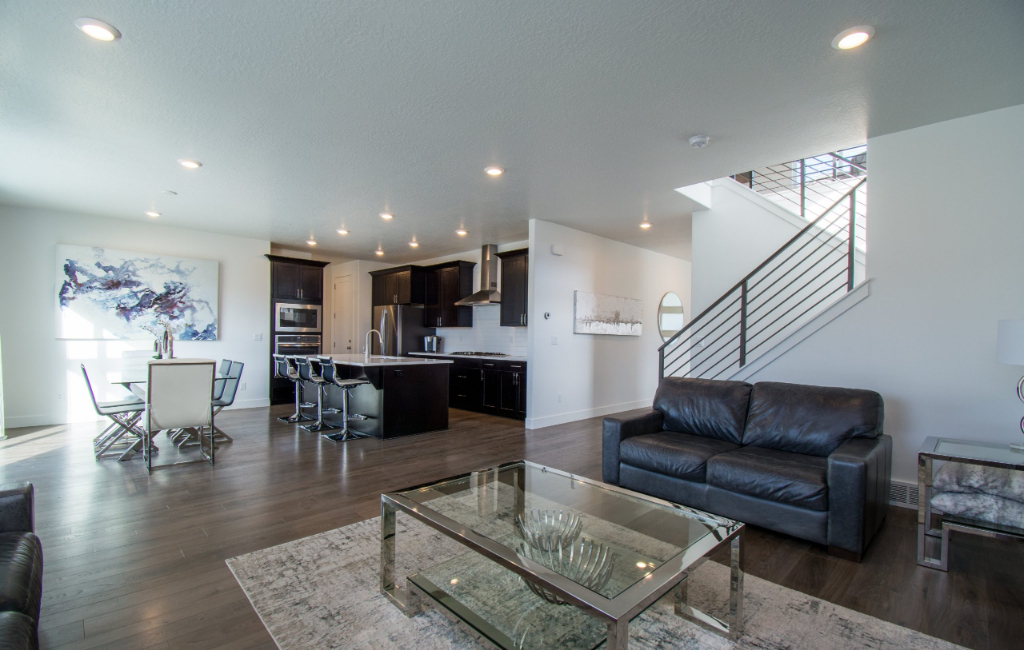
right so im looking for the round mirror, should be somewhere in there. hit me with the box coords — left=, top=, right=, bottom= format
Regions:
left=658, top=292, right=684, bottom=342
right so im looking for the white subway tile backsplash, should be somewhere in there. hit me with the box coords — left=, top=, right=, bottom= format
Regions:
left=436, top=306, right=527, bottom=356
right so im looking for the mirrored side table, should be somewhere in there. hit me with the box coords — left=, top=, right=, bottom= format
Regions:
left=917, top=436, right=1024, bottom=570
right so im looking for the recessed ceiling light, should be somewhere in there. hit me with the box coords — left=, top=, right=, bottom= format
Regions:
left=409, top=241, right=419, bottom=248
left=456, top=229, right=467, bottom=236
left=375, top=249, right=384, bottom=256
left=145, top=211, right=160, bottom=218
left=75, top=17, right=121, bottom=42
left=337, top=228, right=349, bottom=235
left=307, top=240, right=317, bottom=246
left=636, top=562, right=648, bottom=569
left=832, top=26, right=874, bottom=50
left=379, top=212, right=394, bottom=220
left=640, top=222, right=652, bottom=229
left=178, top=159, right=202, bottom=170
left=484, top=166, right=505, bottom=177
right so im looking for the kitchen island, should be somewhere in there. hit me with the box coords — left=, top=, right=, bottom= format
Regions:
left=319, top=354, right=452, bottom=440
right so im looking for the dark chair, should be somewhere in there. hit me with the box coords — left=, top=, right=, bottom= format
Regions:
left=0, top=483, right=42, bottom=650
left=321, top=358, right=370, bottom=443
left=211, top=360, right=243, bottom=443
left=275, top=355, right=313, bottom=423
left=299, top=358, right=339, bottom=433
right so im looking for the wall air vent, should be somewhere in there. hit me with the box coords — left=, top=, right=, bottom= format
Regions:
left=889, top=480, right=920, bottom=510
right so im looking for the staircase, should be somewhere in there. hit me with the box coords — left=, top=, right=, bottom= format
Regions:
left=660, top=149, right=868, bottom=380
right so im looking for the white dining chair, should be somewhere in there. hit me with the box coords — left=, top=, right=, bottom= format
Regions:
left=144, top=359, right=216, bottom=473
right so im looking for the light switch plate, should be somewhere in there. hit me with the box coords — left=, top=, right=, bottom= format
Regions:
left=550, top=336, right=558, bottom=345
left=253, top=333, right=263, bottom=341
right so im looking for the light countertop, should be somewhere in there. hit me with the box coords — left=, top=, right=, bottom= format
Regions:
left=409, top=352, right=527, bottom=362
left=318, top=354, right=453, bottom=367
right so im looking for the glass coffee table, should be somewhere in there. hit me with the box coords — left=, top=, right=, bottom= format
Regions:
left=380, top=461, right=744, bottom=649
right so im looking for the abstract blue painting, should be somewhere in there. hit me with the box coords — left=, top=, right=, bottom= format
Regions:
left=56, top=245, right=219, bottom=340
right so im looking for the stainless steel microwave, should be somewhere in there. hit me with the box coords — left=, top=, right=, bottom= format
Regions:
left=275, top=302, right=322, bottom=333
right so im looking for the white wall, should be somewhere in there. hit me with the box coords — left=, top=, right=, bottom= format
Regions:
left=0, top=204, right=272, bottom=427
left=527, top=219, right=691, bottom=429
left=413, top=241, right=530, bottom=356
left=691, top=179, right=865, bottom=315
left=742, top=103, right=1024, bottom=483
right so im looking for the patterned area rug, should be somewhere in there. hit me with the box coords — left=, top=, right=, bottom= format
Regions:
left=227, top=516, right=963, bottom=650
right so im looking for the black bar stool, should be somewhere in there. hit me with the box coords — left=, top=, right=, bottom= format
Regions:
left=320, top=358, right=370, bottom=442
left=275, top=354, right=313, bottom=423
left=297, top=357, right=339, bottom=433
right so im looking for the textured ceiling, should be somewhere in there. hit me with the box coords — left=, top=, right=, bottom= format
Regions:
left=1, top=1, right=1022, bottom=263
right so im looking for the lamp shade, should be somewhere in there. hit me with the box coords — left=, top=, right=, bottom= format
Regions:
left=997, top=320, right=1024, bottom=365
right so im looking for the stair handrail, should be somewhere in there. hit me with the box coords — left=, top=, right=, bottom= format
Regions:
left=659, top=177, right=867, bottom=355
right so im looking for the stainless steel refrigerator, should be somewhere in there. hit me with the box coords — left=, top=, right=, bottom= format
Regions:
left=371, top=304, right=431, bottom=356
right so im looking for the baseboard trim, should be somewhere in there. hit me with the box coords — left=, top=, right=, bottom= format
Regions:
left=3, top=414, right=68, bottom=429
left=525, top=399, right=652, bottom=430
left=229, top=398, right=271, bottom=410
left=3, top=396, right=271, bottom=430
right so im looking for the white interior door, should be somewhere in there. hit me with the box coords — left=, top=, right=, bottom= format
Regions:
left=332, top=274, right=355, bottom=353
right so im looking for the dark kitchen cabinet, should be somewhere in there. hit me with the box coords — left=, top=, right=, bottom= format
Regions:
left=273, top=263, right=301, bottom=301
left=498, top=249, right=529, bottom=327
left=372, top=274, right=387, bottom=306
left=481, top=363, right=501, bottom=414
left=450, top=367, right=482, bottom=410
left=268, top=256, right=326, bottom=302
left=265, top=255, right=329, bottom=405
left=300, top=267, right=322, bottom=302
left=370, top=266, right=426, bottom=305
left=424, top=261, right=475, bottom=328
left=417, top=355, right=526, bottom=420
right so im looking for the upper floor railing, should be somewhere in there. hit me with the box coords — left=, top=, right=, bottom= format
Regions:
left=659, top=174, right=867, bottom=381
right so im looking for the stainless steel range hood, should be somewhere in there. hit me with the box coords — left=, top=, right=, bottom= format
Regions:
left=454, top=245, right=501, bottom=306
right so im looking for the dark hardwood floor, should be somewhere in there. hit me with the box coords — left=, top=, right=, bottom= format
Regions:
left=1, top=405, right=1021, bottom=649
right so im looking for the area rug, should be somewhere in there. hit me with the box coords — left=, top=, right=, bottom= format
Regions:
left=227, top=516, right=962, bottom=650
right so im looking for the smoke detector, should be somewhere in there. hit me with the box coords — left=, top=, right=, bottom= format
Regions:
left=688, top=135, right=710, bottom=149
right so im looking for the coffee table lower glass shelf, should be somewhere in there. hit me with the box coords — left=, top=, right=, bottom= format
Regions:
left=380, top=461, right=744, bottom=649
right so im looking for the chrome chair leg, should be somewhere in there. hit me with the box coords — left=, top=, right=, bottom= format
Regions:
left=280, top=380, right=315, bottom=423
left=301, top=383, right=340, bottom=432
left=323, top=386, right=369, bottom=442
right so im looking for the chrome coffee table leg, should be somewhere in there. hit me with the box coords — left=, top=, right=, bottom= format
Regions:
left=675, top=528, right=744, bottom=639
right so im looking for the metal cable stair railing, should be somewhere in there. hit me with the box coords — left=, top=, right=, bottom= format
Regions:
left=659, top=173, right=867, bottom=381
left=733, top=147, right=868, bottom=250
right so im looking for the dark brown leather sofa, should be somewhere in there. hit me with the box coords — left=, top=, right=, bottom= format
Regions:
left=0, top=483, right=41, bottom=650
left=603, top=378, right=891, bottom=561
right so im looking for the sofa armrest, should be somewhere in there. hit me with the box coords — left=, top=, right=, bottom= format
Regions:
left=602, top=410, right=664, bottom=485
left=0, top=483, right=34, bottom=534
left=827, top=435, right=891, bottom=558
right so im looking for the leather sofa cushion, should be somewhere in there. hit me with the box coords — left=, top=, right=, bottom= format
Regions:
left=653, top=378, right=753, bottom=444
left=620, top=432, right=738, bottom=482
left=742, top=382, right=884, bottom=457
left=707, top=447, right=828, bottom=511
left=0, top=612, right=37, bottom=650
left=0, top=533, right=42, bottom=622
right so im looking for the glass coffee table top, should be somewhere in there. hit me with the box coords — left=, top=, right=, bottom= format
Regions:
left=398, top=462, right=732, bottom=600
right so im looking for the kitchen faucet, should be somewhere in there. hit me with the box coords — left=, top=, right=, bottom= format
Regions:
left=365, top=329, right=384, bottom=362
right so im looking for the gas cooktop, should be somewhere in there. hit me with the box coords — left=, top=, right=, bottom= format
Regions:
left=448, top=351, right=509, bottom=356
